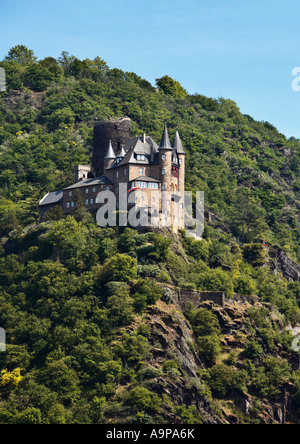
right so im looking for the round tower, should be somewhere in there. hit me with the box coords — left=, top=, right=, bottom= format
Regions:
left=158, top=125, right=173, bottom=222
left=172, top=130, right=185, bottom=194
left=172, top=130, right=185, bottom=230
left=92, top=117, right=131, bottom=177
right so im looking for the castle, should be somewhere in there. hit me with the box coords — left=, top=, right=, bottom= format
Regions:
left=39, top=118, right=186, bottom=232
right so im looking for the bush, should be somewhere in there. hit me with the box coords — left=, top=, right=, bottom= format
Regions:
left=243, top=339, right=263, bottom=359
left=196, top=269, right=234, bottom=297
left=126, top=387, right=161, bottom=413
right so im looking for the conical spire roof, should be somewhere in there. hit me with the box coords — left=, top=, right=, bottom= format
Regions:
left=104, top=140, right=116, bottom=159
left=117, top=145, right=126, bottom=158
left=159, top=124, right=172, bottom=150
left=172, top=130, right=185, bottom=155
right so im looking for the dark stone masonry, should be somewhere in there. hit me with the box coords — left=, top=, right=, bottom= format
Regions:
left=177, top=289, right=225, bottom=311
left=92, top=117, right=131, bottom=177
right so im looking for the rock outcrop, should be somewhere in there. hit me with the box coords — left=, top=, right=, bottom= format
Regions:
left=270, top=248, right=300, bottom=282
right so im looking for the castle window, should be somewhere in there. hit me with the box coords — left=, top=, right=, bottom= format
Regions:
left=172, top=167, right=178, bottom=178
left=162, top=184, right=166, bottom=191
left=137, top=181, right=147, bottom=188
left=85, top=188, right=89, bottom=194
left=66, top=202, right=70, bottom=208
left=139, top=168, right=143, bottom=175
left=68, top=191, right=72, bottom=197
left=106, top=186, right=110, bottom=191
left=162, top=169, right=166, bottom=175
left=95, top=197, right=99, bottom=203
left=137, top=154, right=146, bottom=161
left=71, top=202, right=74, bottom=208
left=116, top=171, right=119, bottom=179
left=162, top=154, right=166, bottom=161
left=148, top=182, right=159, bottom=189
left=123, top=168, right=126, bottom=176
left=90, top=198, right=94, bottom=205
left=85, top=199, right=89, bottom=205
left=179, top=159, right=182, bottom=164
left=92, top=187, right=96, bottom=192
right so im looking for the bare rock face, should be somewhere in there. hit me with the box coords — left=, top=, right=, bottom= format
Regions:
left=271, top=248, right=300, bottom=282
left=144, top=301, right=223, bottom=424
left=92, top=117, right=131, bottom=177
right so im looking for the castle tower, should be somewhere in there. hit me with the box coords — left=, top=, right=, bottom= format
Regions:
left=74, top=164, right=92, bottom=182
left=92, top=117, right=131, bottom=177
left=104, top=140, right=116, bottom=170
left=172, top=130, right=185, bottom=193
left=172, top=130, right=185, bottom=229
left=158, top=124, right=173, bottom=222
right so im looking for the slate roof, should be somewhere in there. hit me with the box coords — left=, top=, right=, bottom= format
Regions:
left=172, top=130, right=185, bottom=155
left=39, top=190, right=63, bottom=206
left=159, top=124, right=172, bottom=151
left=104, top=140, right=115, bottom=159
left=108, top=135, right=159, bottom=169
left=131, top=175, right=161, bottom=183
left=64, top=176, right=113, bottom=190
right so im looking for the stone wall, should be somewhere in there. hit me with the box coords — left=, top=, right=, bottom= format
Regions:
left=92, top=117, right=131, bottom=177
left=174, top=289, right=225, bottom=310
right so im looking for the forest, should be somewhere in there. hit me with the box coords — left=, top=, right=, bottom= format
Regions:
left=0, top=45, right=299, bottom=424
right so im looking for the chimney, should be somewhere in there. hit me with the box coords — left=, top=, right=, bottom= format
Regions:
left=150, top=144, right=154, bottom=162
left=142, top=133, right=146, bottom=143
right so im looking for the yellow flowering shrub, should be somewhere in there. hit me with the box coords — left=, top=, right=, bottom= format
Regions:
left=0, top=368, right=22, bottom=387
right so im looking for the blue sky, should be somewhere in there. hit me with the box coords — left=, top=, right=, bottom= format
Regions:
left=1, top=0, right=300, bottom=138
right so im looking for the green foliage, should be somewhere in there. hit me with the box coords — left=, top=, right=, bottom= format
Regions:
left=156, top=75, right=187, bottom=98
left=5, top=45, right=37, bottom=66
left=252, top=357, right=291, bottom=400
left=0, top=46, right=300, bottom=424
left=131, top=278, right=162, bottom=312
left=205, top=364, right=249, bottom=398
left=186, top=307, right=222, bottom=365
left=196, top=268, right=234, bottom=297
left=126, top=387, right=161, bottom=413
left=100, top=253, right=137, bottom=283
left=242, top=244, right=266, bottom=267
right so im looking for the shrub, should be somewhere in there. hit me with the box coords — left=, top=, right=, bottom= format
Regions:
left=126, top=387, right=161, bottom=413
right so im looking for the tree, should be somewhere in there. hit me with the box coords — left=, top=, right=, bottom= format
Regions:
left=126, top=387, right=161, bottom=413
left=229, top=189, right=267, bottom=243
left=156, top=75, right=187, bottom=98
left=5, top=45, right=37, bottom=66
left=24, top=64, right=54, bottom=91
left=101, top=254, right=137, bottom=283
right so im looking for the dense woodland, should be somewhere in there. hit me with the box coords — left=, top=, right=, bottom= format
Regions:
left=0, top=45, right=299, bottom=424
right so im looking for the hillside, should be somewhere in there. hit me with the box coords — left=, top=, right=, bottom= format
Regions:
left=0, top=46, right=300, bottom=424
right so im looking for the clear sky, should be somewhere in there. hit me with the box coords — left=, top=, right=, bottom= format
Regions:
left=1, top=0, right=300, bottom=138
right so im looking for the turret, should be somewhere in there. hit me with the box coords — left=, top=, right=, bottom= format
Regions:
left=172, top=130, right=185, bottom=191
left=104, top=140, right=116, bottom=170
left=158, top=125, right=173, bottom=220
left=172, top=130, right=185, bottom=229
left=116, top=145, right=126, bottom=164
left=159, top=124, right=173, bottom=188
